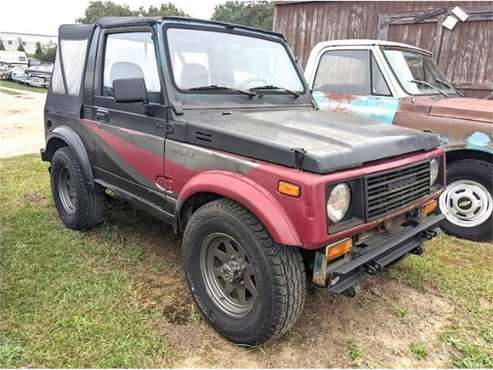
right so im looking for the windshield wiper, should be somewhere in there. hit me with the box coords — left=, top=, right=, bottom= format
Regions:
left=188, top=85, right=256, bottom=98
left=408, top=79, right=449, bottom=97
left=434, top=78, right=463, bottom=96
left=249, top=84, right=300, bottom=98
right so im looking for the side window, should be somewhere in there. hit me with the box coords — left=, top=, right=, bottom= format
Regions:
left=313, top=50, right=370, bottom=95
left=371, top=55, right=391, bottom=96
left=103, top=32, right=161, bottom=102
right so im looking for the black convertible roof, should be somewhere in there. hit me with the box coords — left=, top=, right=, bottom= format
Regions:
left=95, top=16, right=285, bottom=39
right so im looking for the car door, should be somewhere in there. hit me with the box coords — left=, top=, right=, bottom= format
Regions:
left=89, top=28, right=169, bottom=209
left=311, top=48, right=399, bottom=124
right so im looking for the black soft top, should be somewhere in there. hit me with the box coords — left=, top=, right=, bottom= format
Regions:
left=95, top=16, right=285, bottom=39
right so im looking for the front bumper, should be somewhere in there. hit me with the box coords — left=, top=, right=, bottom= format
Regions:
left=325, top=213, right=445, bottom=294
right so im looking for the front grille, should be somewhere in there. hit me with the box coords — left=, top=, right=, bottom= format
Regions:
left=365, top=161, right=430, bottom=219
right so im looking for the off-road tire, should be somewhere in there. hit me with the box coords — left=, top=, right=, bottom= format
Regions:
left=440, top=159, right=492, bottom=241
left=50, top=147, right=105, bottom=230
left=182, top=199, right=306, bottom=346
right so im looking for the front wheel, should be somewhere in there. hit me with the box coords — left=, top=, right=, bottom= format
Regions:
left=182, top=199, right=306, bottom=345
left=439, top=159, right=492, bottom=241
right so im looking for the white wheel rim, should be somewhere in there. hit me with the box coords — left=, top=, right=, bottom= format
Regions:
left=439, top=179, right=493, bottom=228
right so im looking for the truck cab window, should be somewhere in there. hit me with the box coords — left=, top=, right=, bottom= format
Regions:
left=371, top=55, right=391, bottom=96
left=103, top=32, right=161, bottom=102
left=313, top=50, right=370, bottom=95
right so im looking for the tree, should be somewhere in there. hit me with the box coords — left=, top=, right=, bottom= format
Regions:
left=41, top=45, right=57, bottom=63
left=0, top=39, right=5, bottom=51
left=77, top=1, right=136, bottom=23
left=77, top=1, right=187, bottom=24
left=17, top=38, right=25, bottom=52
left=139, top=3, right=187, bottom=17
left=34, top=42, right=44, bottom=60
left=211, top=1, right=274, bottom=31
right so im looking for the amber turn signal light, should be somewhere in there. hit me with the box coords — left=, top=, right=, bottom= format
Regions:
left=421, top=199, right=438, bottom=217
left=326, top=238, right=352, bottom=261
left=278, top=181, right=301, bottom=197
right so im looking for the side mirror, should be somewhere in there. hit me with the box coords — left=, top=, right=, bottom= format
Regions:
left=112, top=78, right=148, bottom=104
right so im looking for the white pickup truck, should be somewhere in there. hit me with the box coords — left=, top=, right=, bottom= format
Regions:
left=305, top=39, right=493, bottom=241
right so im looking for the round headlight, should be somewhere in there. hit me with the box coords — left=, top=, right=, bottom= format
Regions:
left=430, top=159, right=439, bottom=186
left=327, top=183, right=351, bottom=223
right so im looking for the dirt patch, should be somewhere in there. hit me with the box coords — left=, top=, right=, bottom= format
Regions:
left=0, top=87, right=46, bottom=158
left=24, top=192, right=47, bottom=206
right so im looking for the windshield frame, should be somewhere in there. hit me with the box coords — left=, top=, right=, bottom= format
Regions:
left=380, top=46, right=460, bottom=97
left=162, top=23, right=308, bottom=97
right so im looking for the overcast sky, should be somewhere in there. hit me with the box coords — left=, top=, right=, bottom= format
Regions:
left=1, top=0, right=226, bottom=35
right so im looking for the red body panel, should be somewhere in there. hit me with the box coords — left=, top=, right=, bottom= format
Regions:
left=83, top=118, right=444, bottom=249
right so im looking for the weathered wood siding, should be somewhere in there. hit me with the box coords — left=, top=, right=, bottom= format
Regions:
left=273, top=1, right=493, bottom=97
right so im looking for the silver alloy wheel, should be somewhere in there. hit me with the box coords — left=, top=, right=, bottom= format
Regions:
left=439, top=179, right=493, bottom=228
left=57, top=167, right=76, bottom=214
left=199, top=233, right=257, bottom=317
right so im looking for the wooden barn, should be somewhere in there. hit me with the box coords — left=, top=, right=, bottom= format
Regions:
left=273, top=1, right=493, bottom=98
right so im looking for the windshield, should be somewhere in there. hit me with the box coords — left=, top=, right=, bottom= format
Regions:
left=166, top=28, right=304, bottom=93
left=383, top=48, right=458, bottom=95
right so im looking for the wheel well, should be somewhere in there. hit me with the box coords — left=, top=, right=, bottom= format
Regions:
left=45, top=137, right=67, bottom=161
left=178, top=192, right=223, bottom=231
left=446, top=149, right=492, bottom=165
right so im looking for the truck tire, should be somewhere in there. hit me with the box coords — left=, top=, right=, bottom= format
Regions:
left=182, top=199, right=306, bottom=345
left=439, top=159, right=492, bottom=241
left=50, top=147, right=105, bottom=230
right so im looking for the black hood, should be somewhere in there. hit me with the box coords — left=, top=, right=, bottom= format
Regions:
left=183, top=108, right=440, bottom=174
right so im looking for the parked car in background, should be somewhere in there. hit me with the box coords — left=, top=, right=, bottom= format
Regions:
left=10, top=67, right=28, bottom=84
left=25, top=63, right=53, bottom=88
left=305, top=40, right=493, bottom=241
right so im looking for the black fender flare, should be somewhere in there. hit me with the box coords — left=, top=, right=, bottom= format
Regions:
left=45, top=126, right=95, bottom=188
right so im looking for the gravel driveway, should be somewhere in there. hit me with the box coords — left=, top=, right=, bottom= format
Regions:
left=0, top=86, right=46, bottom=158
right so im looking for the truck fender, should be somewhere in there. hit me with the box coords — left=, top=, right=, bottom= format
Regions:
left=176, top=171, right=302, bottom=246
left=45, top=125, right=95, bottom=188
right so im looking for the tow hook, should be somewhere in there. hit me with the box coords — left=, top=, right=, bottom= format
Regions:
left=343, top=282, right=361, bottom=297
left=365, top=261, right=383, bottom=275
left=410, top=245, right=425, bottom=255
left=422, top=229, right=437, bottom=240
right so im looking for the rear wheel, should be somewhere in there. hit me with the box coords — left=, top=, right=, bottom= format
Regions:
left=51, top=147, right=105, bottom=230
left=439, top=159, right=492, bottom=241
left=182, top=199, right=306, bottom=345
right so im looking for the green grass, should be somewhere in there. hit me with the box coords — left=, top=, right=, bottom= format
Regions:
left=0, top=155, right=173, bottom=367
left=388, top=234, right=493, bottom=367
left=0, top=80, right=47, bottom=93
left=410, top=342, right=428, bottom=360
left=346, top=340, right=363, bottom=361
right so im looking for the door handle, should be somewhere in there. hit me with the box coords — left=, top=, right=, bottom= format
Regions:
left=95, top=109, right=109, bottom=122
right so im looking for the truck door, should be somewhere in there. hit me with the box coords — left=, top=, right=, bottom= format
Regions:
left=88, top=29, right=169, bottom=210
left=310, top=48, right=399, bottom=124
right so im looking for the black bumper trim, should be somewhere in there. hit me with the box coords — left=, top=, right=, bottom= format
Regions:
left=328, top=213, right=445, bottom=294
left=40, top=148, right=48, bottom=162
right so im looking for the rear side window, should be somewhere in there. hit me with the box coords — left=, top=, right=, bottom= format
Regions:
left=313, top=50, right=370, bottom=95
left=50, top=40, right=88, bottom=96
left=103, top=32, right=160, bottom=99
left=61, top=39, right=88, bottom=95
left=51, top=47, right=65, bottom=94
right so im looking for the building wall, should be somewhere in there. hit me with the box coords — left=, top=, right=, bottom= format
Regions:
left=0, top=32, right=57, bottom=54
left=273, top=1, right=492, bottom=97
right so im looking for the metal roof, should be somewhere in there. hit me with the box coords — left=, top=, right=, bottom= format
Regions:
left=311, top=39, right=432, bottom=55
left=95, top=16, right=285, bottom=39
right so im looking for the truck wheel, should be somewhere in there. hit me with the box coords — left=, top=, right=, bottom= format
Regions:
left=182, top=199, right=306, bottom=345
left=50, top=147, right=105, bottom=230
left=439, top=159, right=492, bottom=241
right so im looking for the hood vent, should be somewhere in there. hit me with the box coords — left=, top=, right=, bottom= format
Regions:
left=195, top=130, right=213, bottom=143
